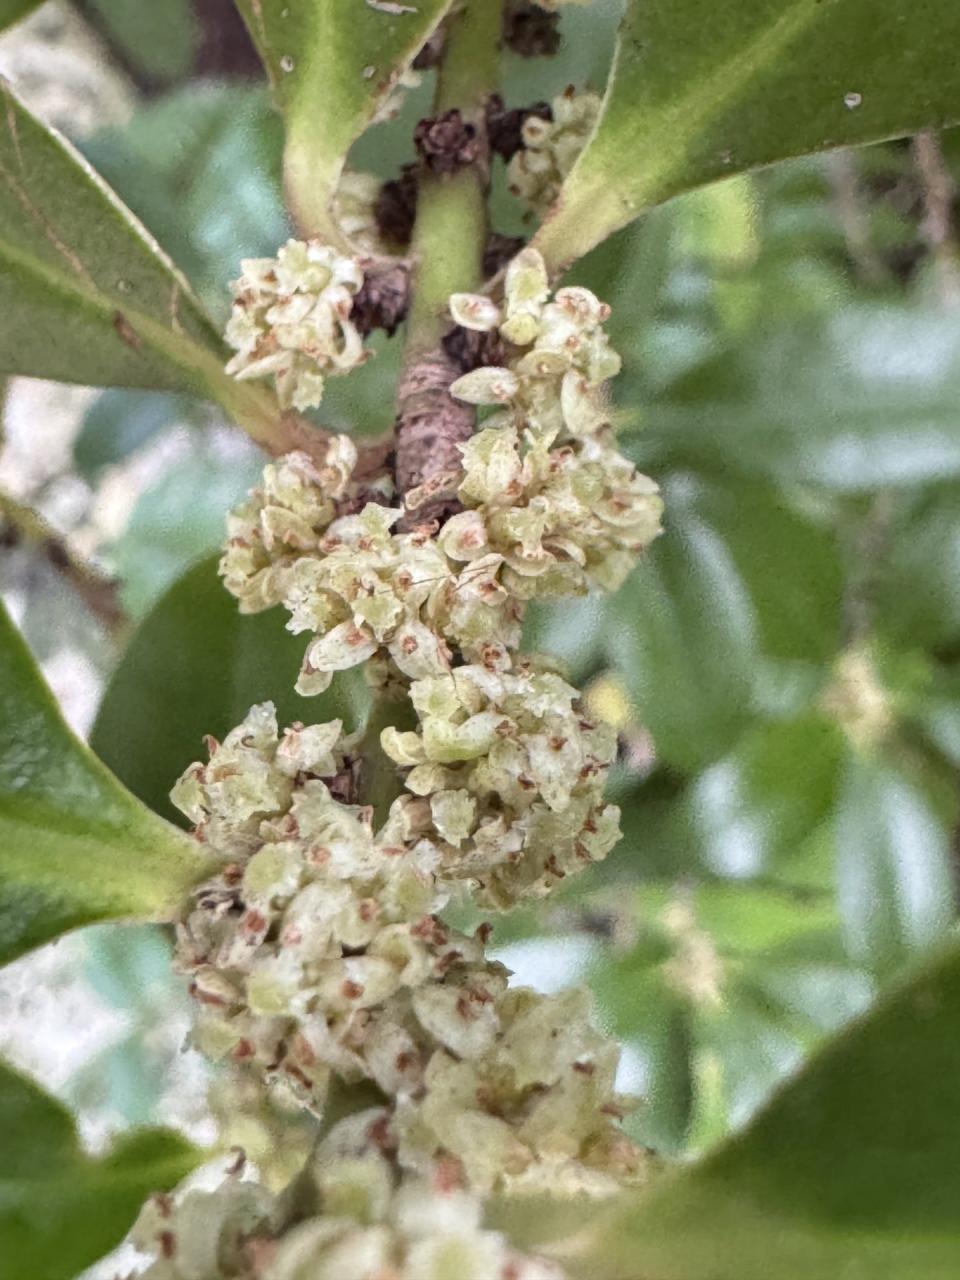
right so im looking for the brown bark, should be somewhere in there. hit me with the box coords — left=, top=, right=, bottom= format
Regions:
left=394, top=349, right=473, bottom=527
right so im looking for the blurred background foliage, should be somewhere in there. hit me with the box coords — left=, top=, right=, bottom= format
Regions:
left=3, top=0, right=960, bottom=1166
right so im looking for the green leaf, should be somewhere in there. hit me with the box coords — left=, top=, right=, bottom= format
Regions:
left=0, top=600, right=210, bottom=965
left=835, top=751, right=956, bottom=976
left=82, top=83, right=290, bottom=317
left=609, top=493, right=756, bottom=772
left=92, top=556, right=370, bottom=824
left=0, top=80, right=278, bottom=432
left=85, top=0, right=199, bottom=83
left=631, top=305, right=960, bottom=491
left=234, top=0, right=454, bottom=237
left=534, top=0, right=960, bottom=272
left=913, top=670, right=960, bottom=767
left=608, top=475, right=838, bottom=771
left=555, top=935, right=960, bottom=1279
left=588, top=879, right=862, bottom=1153
left=108, top=448, right=263, bottom=619
left=0, top=0, right=41, bottom=30
left=0, top=1058, right=198, bottom=1280
left=875, top=486, right=960, bottom=653
left=687, top=714, right=842, bottom=878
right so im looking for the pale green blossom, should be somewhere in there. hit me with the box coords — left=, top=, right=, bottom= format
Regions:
left=380, top=655, right=622, bottom=907
left=128, top=1142, right=568, bottom=1280
left=507, top=90, right=601, bottom=215
left=225, top=240, right=369, bottom=411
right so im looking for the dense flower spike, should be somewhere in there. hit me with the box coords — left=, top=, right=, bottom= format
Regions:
left=153, top=220, right=662, bottom=1277
left=171, top=703, right=643, bottom=1194
left=224, top=240, right=369, bottom=411
left=507, top=88, right=601, bottom=214
left=130, top=1136, right=568, bottom=1280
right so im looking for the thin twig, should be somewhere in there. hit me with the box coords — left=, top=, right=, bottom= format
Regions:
left=0, top=490, right=128, bottom=636
left=912, top=129, right=960, bottom=307
left=824, top=151, right=887, bottom=286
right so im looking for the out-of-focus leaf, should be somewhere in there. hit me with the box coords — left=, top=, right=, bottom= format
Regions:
left=0, top=0, right=41, bottom=30
left=836, top=750, right=956, bottom=976
left=534, top=0, right=960, bottom=272
left=0, top=1058, right=198, bottom=1280
left=72, top=926, right=183, bottom=1126
left=631, top=307, right=960, bottom=490
left=107, top=447, right=262, bottom=619
left=551, top=934, right=960, bottom=1279
left=609, top=487, right=757, bottom=772
left=913, top=671, right=960, bottom=766
left=0, top=601, right=207, bottom=966
left=0, top=81, right=268, bottom=430
left=83, top=84, right=289, bottom=317
left=74, top=389, right=200, bottom=478
left=85, top=0, right=199, bottom=82
left=92, top=556, right=369, bottom=823
left=875, top=486, right=960, bottom=653
left=589, top=880, right=862, bottom=1154
left=688, top=478, right=842, bottom=664
left=234, top=0, right=453, bottom=237
left=609, top=475, right=838, bottom=770
left=687, top=714, right=842, bottom=878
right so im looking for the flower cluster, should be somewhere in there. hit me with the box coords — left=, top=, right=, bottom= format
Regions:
left=381, top=654, right=621, bottom=908
left=219, top=446, right=523, bottom=695
left=171, top=703, right=640, bottom=1196
left=507, top=88, right=601, bottom=215
left=224, top=240, right=369, bottom=411
left=220, top=248, right=661, bottom=694
left=130, top=1132, right=566, bottom=1280
left=448, top=248, right=663, bottom=593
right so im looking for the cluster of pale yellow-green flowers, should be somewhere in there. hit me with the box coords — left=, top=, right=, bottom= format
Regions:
left=224, top=241, right=370, bottom=413
left=221, top=247, right=661, bottom=698
left=507, top=89, right=601, bottom=215
left=132, top=230, right=657, bottom=1279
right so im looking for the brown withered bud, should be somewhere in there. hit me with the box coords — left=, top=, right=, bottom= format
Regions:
left=485, top=94, right=553, bottom=162
left=374, top=165, right=419, bottom=248
left=442, top=325, right=507, bottom=374
left=483, top=232, right=527, bottom=278
left=351, top=262, right=410, bottom=337
left=414, top=109, right=482, bottom=174
left=503, top=1, right=562, bottom=58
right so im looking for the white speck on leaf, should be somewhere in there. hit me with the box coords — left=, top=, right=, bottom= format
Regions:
left=280, top=54, right=295, bottom=73
left=362, top=65, right=376, bottom=80
left=844, top=91, right=863, bottom=110
left=366, top=0, right=418, bottom=13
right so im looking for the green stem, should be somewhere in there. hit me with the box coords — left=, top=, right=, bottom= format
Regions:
left=404, top=0, right=503, bottom=354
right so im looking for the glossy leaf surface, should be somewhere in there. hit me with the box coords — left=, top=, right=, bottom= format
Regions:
left=0, top=1059, right=198, bottom=1280
left=0, top=601, right=209, bottom=965
left=535, top=0, right=960, bottom=272
left=233, top=0, right=453, bottom=236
